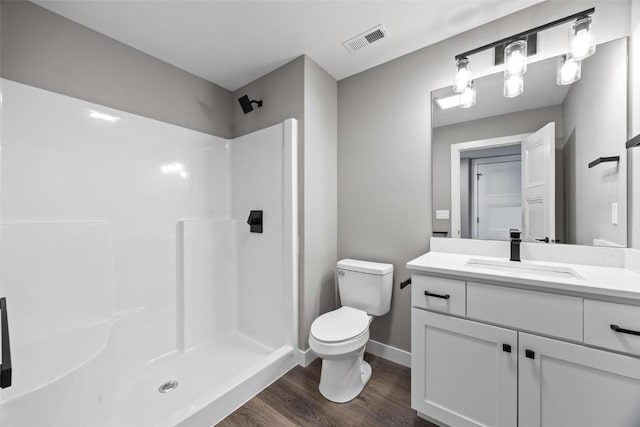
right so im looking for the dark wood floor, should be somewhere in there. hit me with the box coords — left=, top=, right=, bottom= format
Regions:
left=218, top=354, right=438, bottom=426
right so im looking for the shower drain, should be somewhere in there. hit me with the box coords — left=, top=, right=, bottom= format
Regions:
left=158, top=380, right=179, bottom=393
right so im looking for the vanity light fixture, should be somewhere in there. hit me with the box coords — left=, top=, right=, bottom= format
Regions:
left=453, top=7, right=595, bottom=102
left=503, top=40, right=527, bottom=98
left=557, top=54, right=581, bottom=85
left=504, top=40, right=528, bottom=77
left=570, top=16, right=595, bottom=61
left=453, top=57, right=472, bottom=93
left=552, top=14, right=594, bottom=86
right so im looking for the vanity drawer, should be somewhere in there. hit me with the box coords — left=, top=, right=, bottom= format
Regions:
left=411, top=275, right=465, bottom=315
left=467, top=282, right=583, bottom=341
left=584, top=300, right=640, bottom=356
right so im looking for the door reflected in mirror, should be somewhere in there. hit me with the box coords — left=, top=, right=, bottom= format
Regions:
left=431, top=37, right=628, bottom=247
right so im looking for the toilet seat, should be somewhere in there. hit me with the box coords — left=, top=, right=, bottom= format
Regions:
left=310, top=306, right=369, bottom=343
left=309, top=307, right=371, bottom=358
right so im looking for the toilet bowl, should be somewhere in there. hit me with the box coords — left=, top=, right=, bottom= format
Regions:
left=309, top=306, right=373, bottom=402
left=308, top=259, right=393, bottom=403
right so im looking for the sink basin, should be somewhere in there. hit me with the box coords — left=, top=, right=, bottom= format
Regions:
left=465, top=258, right=583, bottom=280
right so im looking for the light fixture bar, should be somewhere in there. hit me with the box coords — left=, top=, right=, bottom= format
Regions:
left=454, top=7, right=594, bottom=61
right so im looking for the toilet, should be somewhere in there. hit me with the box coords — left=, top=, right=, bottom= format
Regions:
left=309, top=259, right=393, bottom=403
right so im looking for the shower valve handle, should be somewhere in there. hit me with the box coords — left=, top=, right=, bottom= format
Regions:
left=246, top=210, right=263, bottom=233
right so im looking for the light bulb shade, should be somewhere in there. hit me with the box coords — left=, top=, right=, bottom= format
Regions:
left=570, top=16, right=595, bottom=61
left=504, top=40, right=528, bottom=77
left=454, top=57, right=472, bottom=93
left=460, top=83, right=476, bottom=109
left=504, top=74, right=524, bottom=98
left=557, top=54, right=582, bottom=85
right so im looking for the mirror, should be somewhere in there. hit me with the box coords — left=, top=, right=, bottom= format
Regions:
left=431, top=37, right=628, bottom=247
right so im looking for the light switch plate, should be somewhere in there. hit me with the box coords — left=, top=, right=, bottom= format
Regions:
left=436, top=210, right=450, bottom=220
left=611, top=203, right=618, bottom=225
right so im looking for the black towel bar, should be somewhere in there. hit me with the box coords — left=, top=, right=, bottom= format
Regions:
left=626, top=133, right=640, bottom=149
left=588, top=156, right=619, bottom=168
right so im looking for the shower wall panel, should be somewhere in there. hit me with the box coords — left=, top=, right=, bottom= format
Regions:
left=1, top=78, right=230, bottom=369
left=178, top=218, right=237, bottom=351
left=231, top=124, right=286, bottom=350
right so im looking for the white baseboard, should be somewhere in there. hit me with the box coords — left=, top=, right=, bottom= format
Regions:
left=297, top=347, right=317, bottom=367
left=298, top=340, right=410, bottom=369
left=365, top=339, right=411, bottom=368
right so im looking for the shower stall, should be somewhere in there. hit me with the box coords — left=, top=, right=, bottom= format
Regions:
left=0, top=79, right=298, bottom=426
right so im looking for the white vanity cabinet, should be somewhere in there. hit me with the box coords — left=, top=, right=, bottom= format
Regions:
left=518, top=333, right=640, bottom=427
left=411, top=309, right=517, bottom=427
left=410, top=274, right=640, bottom=427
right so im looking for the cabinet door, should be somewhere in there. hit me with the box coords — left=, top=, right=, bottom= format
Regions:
left=411, top=309, right=517, bottom=427
left=519, top=333, right=640, bottom=427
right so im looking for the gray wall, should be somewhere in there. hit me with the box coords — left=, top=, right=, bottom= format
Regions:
left=231, top=56, right=338, bottom=350
left=338, top=1, right=631, bottom=352
left=1, top=1, right=233, bottom=138
left=561, top=38, right=628, bottom=246
left=231, top=57, right=305, bottom=139
left=301, top=58, right=338, bottom=350
left=432, top=105, right=563, bottom=236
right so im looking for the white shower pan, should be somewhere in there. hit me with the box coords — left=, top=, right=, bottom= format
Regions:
left=0, top=80, right=299, bottom=426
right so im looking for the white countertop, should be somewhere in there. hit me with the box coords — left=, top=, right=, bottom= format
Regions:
left=407, top=251, right=640, bottom=302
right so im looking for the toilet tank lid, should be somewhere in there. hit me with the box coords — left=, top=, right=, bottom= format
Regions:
left=337, top=259, right=393, bottom=275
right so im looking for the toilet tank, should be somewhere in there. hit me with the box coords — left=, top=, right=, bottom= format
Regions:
left=337, top=259, right=394, bottom=316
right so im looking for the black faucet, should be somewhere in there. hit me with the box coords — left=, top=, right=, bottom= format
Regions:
left=510, top=229, right=521, bottom=262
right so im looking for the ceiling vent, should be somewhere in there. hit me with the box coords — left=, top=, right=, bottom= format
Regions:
left=343, top=24, right=389, bottom=54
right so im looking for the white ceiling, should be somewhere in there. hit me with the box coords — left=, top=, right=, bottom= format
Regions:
left=35, top=0, right=543, bottom=91
left=432, top=55, right=571, bottom=127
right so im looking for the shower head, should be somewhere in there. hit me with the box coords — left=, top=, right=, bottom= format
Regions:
left=238, top=95, right=263, bottom=114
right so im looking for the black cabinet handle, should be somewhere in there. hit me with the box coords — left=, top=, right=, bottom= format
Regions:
left=525, top=349, right=535, bottom=359
left=610, top=324, right=640, bottom=337
left=400, top=278, right=411, bottom=289
left=1, top=297, right=12, bottom=389
left=535, top=237, right=550, bottom=243
left=424, top=291, right=450, bottom=300
left=502, top=344, right=512, bottom=353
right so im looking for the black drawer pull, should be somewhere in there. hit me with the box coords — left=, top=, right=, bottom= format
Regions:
left=525, top=349, right=535, bottom=359
left=502, top=344, right=512, bottom=353
left=1, top=297, right=12, bottom=389
left=610, top=324, right=640, bottom=336
left=424, top=291, right=450, bottom=300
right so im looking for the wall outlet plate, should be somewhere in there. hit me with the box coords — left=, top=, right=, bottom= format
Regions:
left=436, top=210, right=450, bottom=220
left=611, top=203, right=618, bottom=225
